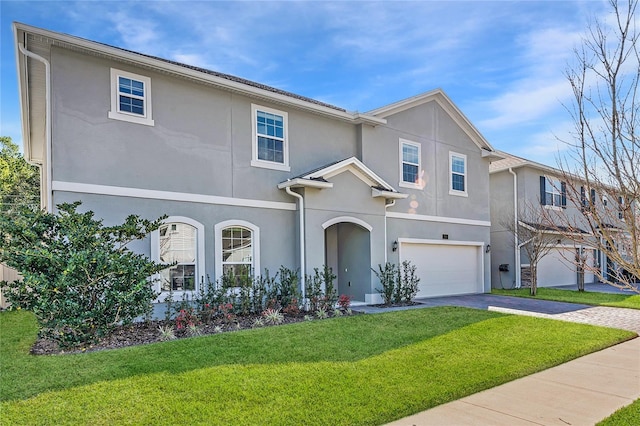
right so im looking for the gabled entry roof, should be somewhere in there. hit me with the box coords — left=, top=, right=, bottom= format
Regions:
left=278, top=157, right=408, bottom=200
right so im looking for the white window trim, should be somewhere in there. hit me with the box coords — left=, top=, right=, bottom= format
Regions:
left=544, top=176, right=563, bottom=208
left=449, top=152, right=468, bottom=197
left=399, top=139, right=422, bottom=189
left=251, top=104, right=290, bottom=172
left=150, top=216, right=205, bottom=302
left=108, top=68, right=154, bottom=126
left=215, top=220, right=261, bottom=280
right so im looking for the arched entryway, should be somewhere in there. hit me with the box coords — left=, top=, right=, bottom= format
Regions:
left=323, top=217, right=372, bottom=302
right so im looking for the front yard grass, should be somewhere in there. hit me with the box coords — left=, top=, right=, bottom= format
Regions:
left=492, top=287, right=640, bottom=310
left=0, top=307, right=634, bottom=425
left=597, top=398, right=640, bottom=425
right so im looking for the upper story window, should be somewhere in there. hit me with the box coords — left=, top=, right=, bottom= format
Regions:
left=618, top=196, right=625, bottom=220
left=449, top=152, right=467, bottom=196
left=251, top=104, right=290, bottom=171
left=540, top=176, right=566, bottom=208
left=108, top=68, right=154, bottom=126
left=399, top=139, right=422, bottom=189
left=581, top=186, right=597, bottom=211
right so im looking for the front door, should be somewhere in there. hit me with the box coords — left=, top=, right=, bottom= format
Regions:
left=324, top=222, right=371, bottom=302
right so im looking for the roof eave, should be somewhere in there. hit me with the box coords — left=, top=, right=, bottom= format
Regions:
left=277, top=178, right=334, bottom=190
left=13, top=22, right=385, bottom=126
left=13, top=24, right=33, bottom=163
left=371, top=188, right=408, bottom=200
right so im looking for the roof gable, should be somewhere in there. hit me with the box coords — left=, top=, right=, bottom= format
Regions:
left=367, top=89, right=496, bottom=153
left=303, top=157, right=394, bottom=191
left=278, top=157, right=407, bottom=199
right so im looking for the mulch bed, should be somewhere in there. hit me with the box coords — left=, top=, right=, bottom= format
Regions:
left=30, top=312, right=350, bottom=356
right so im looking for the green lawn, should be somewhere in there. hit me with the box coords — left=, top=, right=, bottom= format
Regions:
left=597, top=398, right=640, bottom=425
left=492, top=288, right=640, bottom=310
left=0, top=308, right=634, bottom=425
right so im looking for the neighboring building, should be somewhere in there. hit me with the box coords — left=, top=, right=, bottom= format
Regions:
left=489, top=151, right=622, bottom=289
left=14, top=23, right=500, bottom=305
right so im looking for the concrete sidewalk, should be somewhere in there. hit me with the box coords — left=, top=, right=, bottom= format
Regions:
left=387, top=337, right=640, bottom=425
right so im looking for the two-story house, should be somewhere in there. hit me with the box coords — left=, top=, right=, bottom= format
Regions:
left=14, top=22, right=500, bottom=305
left=489, top=151, right=624, bottom=289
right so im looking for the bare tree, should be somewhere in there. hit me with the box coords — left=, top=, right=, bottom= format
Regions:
left=501, top=201, right=560, bottom=296
left=558, top=0, right=640, bottom=294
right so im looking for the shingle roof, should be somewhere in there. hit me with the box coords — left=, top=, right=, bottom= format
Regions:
left=520, top=221, right=588, bottom=234
left=52, top=28, right=347, bottom=113
left=489, top=151, right=530, bottom=172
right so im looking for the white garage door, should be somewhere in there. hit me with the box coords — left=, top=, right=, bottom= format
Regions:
left=537, top=248, right=577, bottom=287
left=401, top=242, right=482, bottom=298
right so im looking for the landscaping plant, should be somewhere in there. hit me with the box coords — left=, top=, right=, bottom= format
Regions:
left=373, top=262, right=398, bottom=305
left=373, top=261, right=420, bottom=305
left=0, top=202, right=166, bottom=347
left=399, top=260, right=420, bottom=302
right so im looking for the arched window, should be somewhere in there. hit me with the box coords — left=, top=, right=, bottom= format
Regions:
left=215, top=220, right=260, bottom=281
left=221, top=226, right=253, bottom=277
left=151, top=217, right=205, bottom=297
left=159, top=222, right=197, bottom=291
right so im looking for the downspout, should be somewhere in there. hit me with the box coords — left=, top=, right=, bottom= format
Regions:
left=508, top=168, right=520, bottom=288
left=384, top=199, right=396, bottom=263
left=285, top=187, right=305, bottom=299
left=18, top=42, right=52, bottom=213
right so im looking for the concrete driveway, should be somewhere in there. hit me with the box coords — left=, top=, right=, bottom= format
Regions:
left=358, top=293, right=591, bottom=315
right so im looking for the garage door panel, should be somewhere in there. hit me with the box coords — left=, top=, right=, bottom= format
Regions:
left=538, top=248, right=577, bottom=287
left=401, top=243, right=481, bottom=298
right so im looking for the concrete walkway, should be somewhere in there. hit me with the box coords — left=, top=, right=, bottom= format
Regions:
left=388, top=338, right=640, bottom=425
left=377, top=294, right=640, bottom=425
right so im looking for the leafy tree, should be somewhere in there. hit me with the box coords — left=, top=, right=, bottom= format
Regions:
left=0, top=136, right=40, bottom=215
left=0, top=202, right=167, bottom=347
left=556, top=0, right=639, bottom=293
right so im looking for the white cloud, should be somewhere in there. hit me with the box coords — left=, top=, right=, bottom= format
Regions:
left=107, top=11, right=160, bottom=54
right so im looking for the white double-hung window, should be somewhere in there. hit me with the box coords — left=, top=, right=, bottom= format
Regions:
left=540, top=176, right=566, bottom=208
left=109, top=68, right=154, bottom=126
left=449, top=152, right=467, bottom=196
left=251, top=104, right=290, bottom=171
left=399, top=139, right=422, bottom=188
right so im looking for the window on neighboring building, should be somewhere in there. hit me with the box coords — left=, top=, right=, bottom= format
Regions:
left=449, top=152, right=467, bottom=196
left=251, top=104, right=289, bottom=171
left=399, top=139, right=421, bottom=188
left=159, top=222, right=197, bottom=292
left=618, top=196, right=625, bottom=219
left=540, top=176, right=566, bottom=208
left=108, top=68, right=154, bottom=126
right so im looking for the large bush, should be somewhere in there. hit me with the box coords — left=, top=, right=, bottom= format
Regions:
left=0, top=202, right=166, bottom=347
left=373, top=260, right=420, bottom=305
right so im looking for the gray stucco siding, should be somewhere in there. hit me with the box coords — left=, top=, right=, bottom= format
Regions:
left=489, top=170, right=517, bottom=288
left=52, top=191, right=298, bottom=283
left=52, top=48, right=235, bottom=196
left=50, top=47, right=359, bottom=206
left=361, top=101, right=491, bottom=222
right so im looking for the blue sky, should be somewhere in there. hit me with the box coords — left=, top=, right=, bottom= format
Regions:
left=0, top=1, right=611, bottom=167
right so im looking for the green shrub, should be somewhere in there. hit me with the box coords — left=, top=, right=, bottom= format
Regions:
left=305, top=265, right=338, bottom=311
left=373, top=262, right=398, bottom=305
left=0, top=202, right=166, bottom=347
left=399, top=260, right=420, bottom=302
left=373, top=261, right=420, bottom=305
